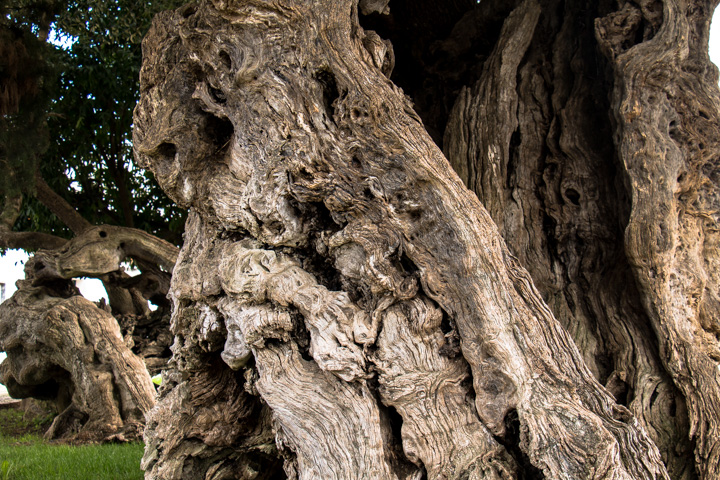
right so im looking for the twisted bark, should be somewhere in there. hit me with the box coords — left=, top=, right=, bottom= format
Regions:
left=0, top=195, right=179, bottom=441
left=0, top=256, right=155, bottom=442
left=597, top=2, right=720, bottom=478
left=444, top=1, right=702, bottom=478
left=133, top=1, right=683, bottom=478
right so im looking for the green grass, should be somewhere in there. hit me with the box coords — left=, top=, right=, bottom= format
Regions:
left=0, top=435, right=145, bottom=480
left=0, top=409, right=145, bottom=480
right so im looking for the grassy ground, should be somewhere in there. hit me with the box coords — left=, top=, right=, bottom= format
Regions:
left=0, top=407, right=145, bottom=480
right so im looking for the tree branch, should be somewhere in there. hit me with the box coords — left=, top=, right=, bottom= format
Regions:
left=0, top=193, right=22, bottom=231
left=0, top=192, right=68, bottom=251
left=0, top=230, right=67, bottom=251
left=55, top=224, right=178, bottom=278
left=106, top=126, right=135, bottom=228
left=34, top=172, right=93, bottom=235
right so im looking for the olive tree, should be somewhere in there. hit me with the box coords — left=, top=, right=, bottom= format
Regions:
left=132, top=0, right=720, bottom=478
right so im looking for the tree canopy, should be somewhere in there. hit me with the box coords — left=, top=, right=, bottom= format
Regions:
left=1, top=0, right=187, bottom=249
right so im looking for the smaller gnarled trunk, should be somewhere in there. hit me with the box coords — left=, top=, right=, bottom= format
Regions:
left=0, top=226, right=178, bottom=442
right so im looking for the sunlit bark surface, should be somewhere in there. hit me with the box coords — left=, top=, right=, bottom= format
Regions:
left=128, top=0, right=720, bottom=478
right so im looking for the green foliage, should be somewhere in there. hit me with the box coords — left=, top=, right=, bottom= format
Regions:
left=0, top=0, right=62, bottom=198
left=0, top=407, right=53, bottom=438
left=0, top=460, right=12, bottom=480
left=46, top=0, right=187, bottom=238
left=0, top=409, right=31, bottom=435
left=55, top=0, right=184, bottom=45
left=3, top=0, right=189, bottom=246
left=0, top=407, right=144, bottom=479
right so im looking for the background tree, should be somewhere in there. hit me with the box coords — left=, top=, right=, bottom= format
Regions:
left=0, top=0, right=185, bottom=442
left=1, top=0, right=186, bottom=247
left=2, top=0, right=720, bottom=477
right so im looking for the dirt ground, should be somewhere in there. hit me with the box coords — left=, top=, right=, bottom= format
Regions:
left=0, top=397, right=54, bottom=438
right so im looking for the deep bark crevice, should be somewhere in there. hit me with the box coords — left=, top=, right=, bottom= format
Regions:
left=359, top=0, right=512, bottom=148
left=440, top=0, right=700, bottom=477
left=496, top=410, right=546, bottom=480
left=367, top=378, right=423, bottom=479
left=204, top=115, right=233, bottom=156
left=595, top=0, right=720, bottom=476
left=313, top=68, right=341, bottom=123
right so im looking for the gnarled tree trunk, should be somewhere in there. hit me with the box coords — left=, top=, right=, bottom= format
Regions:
left=0, top=255, right=155, bottom=442
left=0, top=226, right=178, bottom=442
left=131, top=0, right=720, bottom=478
left=441, top=0, right=720, bottom=478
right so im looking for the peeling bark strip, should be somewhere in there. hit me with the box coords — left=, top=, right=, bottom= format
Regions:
left=597, top=1, right=720, bottom=478
left=136, top=1, right=671, bottom=478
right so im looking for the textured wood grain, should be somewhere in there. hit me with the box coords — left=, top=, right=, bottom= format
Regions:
left=134, top=1, right=674, bottom=478
left=56, top=224, right=178, bottom=277
left=0, top=259, right=154, bottom=442
left=597, top=1, right=720, bottom=478
left=373, top=297, right=516, bottom=479
left=0, top=216, right=178, bottom=442
left=444, top=1, right=698, bottom=478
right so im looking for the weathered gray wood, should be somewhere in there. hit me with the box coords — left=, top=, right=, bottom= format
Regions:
left=0, top=217, right=179, bottom=442
left=135, top=1, right=675, bottom=478
left=597, top=1, right=720, bottom=478
left=56, top=224, right=178, bottom=277
left=0, top=260, right=155, bottom=442
left=373, top=297, right=516, bottom=478
left=444, top=1, right=699, bottom=478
